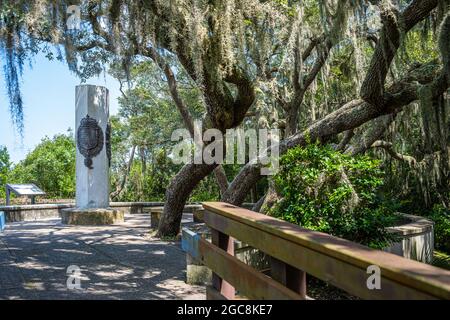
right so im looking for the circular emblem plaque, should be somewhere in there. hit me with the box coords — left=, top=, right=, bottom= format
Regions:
left=77, top=115, right=104, bottom=169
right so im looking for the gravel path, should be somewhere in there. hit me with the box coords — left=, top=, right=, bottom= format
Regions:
left=0, top=214, right=205, bottom=300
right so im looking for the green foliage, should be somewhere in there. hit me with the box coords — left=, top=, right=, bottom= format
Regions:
left=432, top=250, right=450, bottom=270
left=110, top=61, right=204, bottom=151
left=400, top=30, right=439, bottom=64
left=0, top=146, right=11, bottom=198
left=270, top=144, right=397, bottom=248
left=8, top=132, right=75, bottom=198
left=429, top=205, right=450, bottom=253
left=117, top=149, right=182, bottom=202
left=112, top=148, right=223, bottom=203
left=189, top=176, right=220, bottom=203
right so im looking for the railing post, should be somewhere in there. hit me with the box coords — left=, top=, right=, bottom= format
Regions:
left=270, top=257, right=307, bottom=299
left=211, top=228, right=235, bottom=299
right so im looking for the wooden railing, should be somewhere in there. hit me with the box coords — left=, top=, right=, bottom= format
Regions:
left=182, top=202, right=450, bottom=300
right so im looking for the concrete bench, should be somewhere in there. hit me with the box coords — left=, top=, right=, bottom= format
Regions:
left=149, top=207, right=164, bottom=229
left=0, top=211, right=5, bottom=232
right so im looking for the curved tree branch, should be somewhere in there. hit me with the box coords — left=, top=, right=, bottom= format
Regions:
left=223, top=60, right=448, bottom=205
left=370, top=140, right=417, bottom=166
left=360, top=0, right=438, bottom=107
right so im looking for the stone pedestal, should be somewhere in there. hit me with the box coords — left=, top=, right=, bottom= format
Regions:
left=61, top=208, right=123, bottom=225
left=150, top=207, right=164, bottom=229
left=384, top=213, right=434, bottom=263
left=62, top=84, right=123, bottom=225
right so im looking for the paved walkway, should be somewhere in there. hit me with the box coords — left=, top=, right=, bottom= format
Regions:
left=0, top=214, right=205, bottom=300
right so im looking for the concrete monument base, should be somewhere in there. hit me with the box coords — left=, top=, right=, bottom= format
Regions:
left=61, top=208, right=124, bottom=225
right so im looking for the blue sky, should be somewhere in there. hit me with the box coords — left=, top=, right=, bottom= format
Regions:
left=0, top=53, right=121, bottom=164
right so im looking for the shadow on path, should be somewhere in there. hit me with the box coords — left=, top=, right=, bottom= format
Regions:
left=0, top=214, right=205, bottom=300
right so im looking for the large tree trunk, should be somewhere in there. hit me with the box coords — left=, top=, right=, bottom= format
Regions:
left=140, top=146, right=147, bottom=176
left=156, top=163, right=217, bottom=237
left=285, top=106, right=300, bottom=137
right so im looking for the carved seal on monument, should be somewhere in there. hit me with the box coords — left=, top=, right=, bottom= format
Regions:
left=77, top=115, right=104, bottom=169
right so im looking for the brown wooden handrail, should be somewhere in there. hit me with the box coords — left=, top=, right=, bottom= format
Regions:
left=182, top=202, right=450, bottom=300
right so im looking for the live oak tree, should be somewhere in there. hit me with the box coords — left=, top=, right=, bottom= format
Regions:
left=1, top=0, right=449, bottom=236
left=222, top=0, right=450, bottom=210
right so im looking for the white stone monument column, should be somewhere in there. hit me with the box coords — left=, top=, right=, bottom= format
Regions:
left=75, top=85, right=110, bottom=209
left=62, top=85, right=123, bottom=225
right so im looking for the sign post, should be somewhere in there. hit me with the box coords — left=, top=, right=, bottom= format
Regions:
left=5, top=184, right=46, bottom=205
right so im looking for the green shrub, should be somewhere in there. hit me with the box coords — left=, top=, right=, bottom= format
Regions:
left=429, top=205, right=450, bottom=253
left=270, top=143, right=398, bottom=249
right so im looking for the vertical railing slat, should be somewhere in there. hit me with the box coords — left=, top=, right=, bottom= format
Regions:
left=211, top=228, right=235, bottom=299
left=270, top=257, right=307, bottom=299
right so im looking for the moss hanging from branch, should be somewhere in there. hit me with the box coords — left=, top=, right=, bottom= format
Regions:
left=438, top=12, right=450, bottom=75
left=0, top=2, right=28, bottom=135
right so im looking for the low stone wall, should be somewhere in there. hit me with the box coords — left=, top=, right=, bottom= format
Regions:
left=2, top=203, right=74, bottom=222
left=0, top=202, right=165, bottom=222
left=384, top=213, right=434, bottom=264
left=111, top=202, right=164, bottom=214
left=0, top=202, right=254, bottom=223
